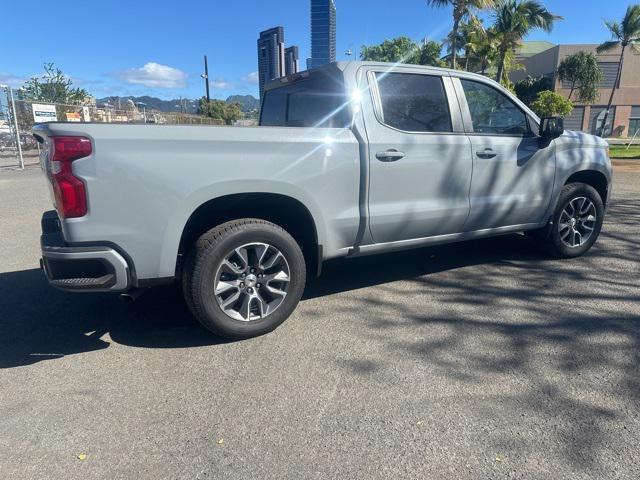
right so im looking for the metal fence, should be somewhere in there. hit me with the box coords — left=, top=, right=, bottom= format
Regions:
left=0, top=88, right=224, bottom=169
left=0, top=87, right=25, bottom=169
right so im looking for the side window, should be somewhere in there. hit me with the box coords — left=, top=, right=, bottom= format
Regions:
left=460, top=79, right=530, bottom=135
left=260, top=89, right=287, bottom=126
left=375, top=72, right=452, bottom=133
left=260, top=77, right=350, bottom=128
left=286, top=91, right=348, bottom=128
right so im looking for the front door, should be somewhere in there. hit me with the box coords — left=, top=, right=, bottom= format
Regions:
left=455, top=78, right=556, bottom=231
left=362, top=68, right=473, bottom=244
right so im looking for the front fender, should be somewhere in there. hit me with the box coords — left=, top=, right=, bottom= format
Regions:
left=543, top=131, right=612, bottom=221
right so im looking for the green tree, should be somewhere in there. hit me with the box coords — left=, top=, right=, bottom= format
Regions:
left=491, top=0, right=562, bottom=85
left=223, top=102, right=244, bottom=125
left=596, top=4, right=640, bottom=136
left=198, top=98, right=244, bottom=125
left=557, top=51, right=603, bottom=103
left=21, top=62, right=90, bottom=105
left=459, top=19, right=486, bottom=70
left=514, top=75, right=553, bottom=106
left=443, top=18, right=485, bottom=70
left=531, top=90, right=573, bottom=118
left=360, top=37, right=444, bottom=66
left=426, top=0, right=496, bottom=69
left=418, top=40, right=447, bottom=67
left=360, top=37, right=419, bottom=63
left=466, top=26, right=500, bottom=74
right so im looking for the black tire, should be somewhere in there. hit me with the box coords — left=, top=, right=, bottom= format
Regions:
left=182, top=219, right=306, bottom=339
left=537, top=182, right=605, bottom=258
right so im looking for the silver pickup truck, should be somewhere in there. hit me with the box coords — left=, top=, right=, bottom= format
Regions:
left=34, top=61, right=612, bottom=339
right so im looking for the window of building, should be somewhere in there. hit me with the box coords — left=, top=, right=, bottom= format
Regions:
left=460, top=79, right=530, bottom=135
left=374, top=72, right=452, bottom=133
left=597, top=62, right=620, bottom=88
left=629, top=107, right=640, bottom=138
left=563, top=106, right=585, bottom=131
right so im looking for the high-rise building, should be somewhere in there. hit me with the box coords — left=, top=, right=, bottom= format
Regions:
left=257, top=27, right=286, bottom=101
left=284, top=46, right=300, bottom=76
left=309, top=0, right=336, bottom=70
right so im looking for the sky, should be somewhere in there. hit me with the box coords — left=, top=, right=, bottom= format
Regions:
left=2, top=0, right=635, bottom=100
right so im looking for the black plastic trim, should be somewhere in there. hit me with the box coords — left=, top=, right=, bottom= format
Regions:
left=136, top=277, right=176, bottom=288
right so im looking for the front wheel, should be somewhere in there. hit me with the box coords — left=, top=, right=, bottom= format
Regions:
left=182, top=219, right=306, bottom=339
left=538, top=182, right=605, bottom=258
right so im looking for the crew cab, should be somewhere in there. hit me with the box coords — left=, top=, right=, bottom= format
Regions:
left=35, top=61, right=612, bottom=339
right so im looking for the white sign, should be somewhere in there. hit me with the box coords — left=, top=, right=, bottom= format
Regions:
left=82, top=106, right=91, bottom=122
left=32, top=104, right=58, bottom=123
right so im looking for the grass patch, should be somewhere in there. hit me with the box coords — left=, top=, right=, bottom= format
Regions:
left=609, top=145, right=640, bottom=159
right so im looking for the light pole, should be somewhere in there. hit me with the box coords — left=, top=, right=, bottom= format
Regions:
left=201, top=55, right=211, bottom=105
left=0, top=84, right=24, bottom=169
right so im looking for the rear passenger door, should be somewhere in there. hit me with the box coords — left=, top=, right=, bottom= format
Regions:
left=362, top=67, right=473, bottom=244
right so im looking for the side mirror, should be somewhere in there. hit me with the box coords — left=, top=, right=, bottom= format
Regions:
left=539, top=116, right=564, bottom=140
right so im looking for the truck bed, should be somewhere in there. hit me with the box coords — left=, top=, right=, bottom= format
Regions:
left=33, top=123, right=361, bottom=280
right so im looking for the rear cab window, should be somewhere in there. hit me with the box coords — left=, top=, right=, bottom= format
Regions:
left=260, top=74, right=350, bottom=128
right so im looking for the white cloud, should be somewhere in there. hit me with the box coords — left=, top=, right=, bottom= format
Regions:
left=212, top=78, right=235, bottom=89
left=115, top=62, right=188, bottom=88
left=242, top=71, right=259, bottom=85
left=0, top=73, right=27, bottom=88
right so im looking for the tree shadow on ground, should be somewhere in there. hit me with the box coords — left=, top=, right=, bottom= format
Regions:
left=311, top=194, right=640, bottom=474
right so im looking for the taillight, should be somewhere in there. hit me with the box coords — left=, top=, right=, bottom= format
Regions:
left=50, top=136, right=92, bottom=218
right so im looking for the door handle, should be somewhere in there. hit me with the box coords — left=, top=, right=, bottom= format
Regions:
left=376, top=150, right=405, bottom=162
left=476, top=148, right=498, bottom=159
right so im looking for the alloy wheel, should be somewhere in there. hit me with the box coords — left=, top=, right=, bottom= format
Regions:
left=558, top=197, right=597, bottom=248
left=214, top=242, right=290, bottom=321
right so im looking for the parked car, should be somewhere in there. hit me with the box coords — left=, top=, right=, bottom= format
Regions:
left=34, top=62, right=612, bottom=339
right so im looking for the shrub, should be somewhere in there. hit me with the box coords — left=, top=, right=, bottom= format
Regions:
left=531, top=90, right=573, bottom=118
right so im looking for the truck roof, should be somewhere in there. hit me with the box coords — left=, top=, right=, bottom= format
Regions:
left=264, top=61, right=501, bottom=92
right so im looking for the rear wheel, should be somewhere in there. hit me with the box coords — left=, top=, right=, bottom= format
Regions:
left=536, top=182, right=604, bottom=258
left=182, top=219, right=306, bottom=339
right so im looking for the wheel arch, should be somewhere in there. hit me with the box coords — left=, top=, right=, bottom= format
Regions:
left=176, top=193, right=321, bottom=277
left=564, top=170, right=609, bottom=206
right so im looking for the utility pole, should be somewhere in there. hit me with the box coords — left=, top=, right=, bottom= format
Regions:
left=201, top=55, right=211, bottom=104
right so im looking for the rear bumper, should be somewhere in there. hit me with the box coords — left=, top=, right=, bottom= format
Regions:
left=40, top=211, right=131, bottom=292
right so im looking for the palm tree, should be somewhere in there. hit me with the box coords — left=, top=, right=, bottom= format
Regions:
left=491, top=0, right=562, bottom=84
left=426, top=0, right=496, bottom=69
left=596, top=4, right=640, bottom=137
left=461, top=18, right=490, bottom=71
left=467, top=27, right=499, bottom=74
left=443, top=27, right=467, bottom=68
left=443, top=18, right=485, bottom=70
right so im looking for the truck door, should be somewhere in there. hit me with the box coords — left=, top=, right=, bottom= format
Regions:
left=361, top=67, right=473, bottom=244
left=454, top=77, right=556, bottom=230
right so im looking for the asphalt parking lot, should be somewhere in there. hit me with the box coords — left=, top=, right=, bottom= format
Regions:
left=1, top=164, right=639, bottom=479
